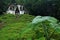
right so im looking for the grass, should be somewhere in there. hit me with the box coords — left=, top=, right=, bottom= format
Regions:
left=0, top=14, right=35, bottom=40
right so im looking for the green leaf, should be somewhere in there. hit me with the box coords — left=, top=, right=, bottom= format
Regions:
left=38, top=37, right=45, bottom=40
left=32, top=16, right=58, bottom=24
left=55, top=25, right=60, bottom=33
left=32, top=16, right=42, bottom=24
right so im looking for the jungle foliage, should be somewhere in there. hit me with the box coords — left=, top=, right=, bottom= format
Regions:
left=16, top=0, right=60, bottom=20
left=0, top=0, right=60, bottom=20
left=0, top=14, right=60, bottom=40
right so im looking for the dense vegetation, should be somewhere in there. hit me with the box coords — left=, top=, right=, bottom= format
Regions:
left=0, top=14, right=60, bottom=40
left=0, top=14, right=35, bottom=40
left=0, top=0, right=60, bottom=40
left=0, top=0, right=60, bottom=19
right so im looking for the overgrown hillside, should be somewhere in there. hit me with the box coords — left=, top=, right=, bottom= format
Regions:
left=0, top=14, right=35, bottom=40
left=0, top=14, right=60, bottom=40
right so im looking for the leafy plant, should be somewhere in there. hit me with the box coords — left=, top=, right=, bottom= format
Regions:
left=20, top=16, right=60, bottom=40
left=0, top=14, right=60, bottom=40
left=32, top=16, right=60, bottom=40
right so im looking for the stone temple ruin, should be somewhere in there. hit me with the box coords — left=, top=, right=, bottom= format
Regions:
left=6, top=4, right=25, bottom=15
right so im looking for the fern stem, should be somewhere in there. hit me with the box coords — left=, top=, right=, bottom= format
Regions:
left=42, top=23, right=50, bottom=40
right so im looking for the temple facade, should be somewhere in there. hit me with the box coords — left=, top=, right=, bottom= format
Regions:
left=6, top=4, right=25, bottom=15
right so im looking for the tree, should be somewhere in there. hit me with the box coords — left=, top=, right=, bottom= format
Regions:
left=0, top=0, right=15, bottom=14
left=16, top=0, right=60, bottom=20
